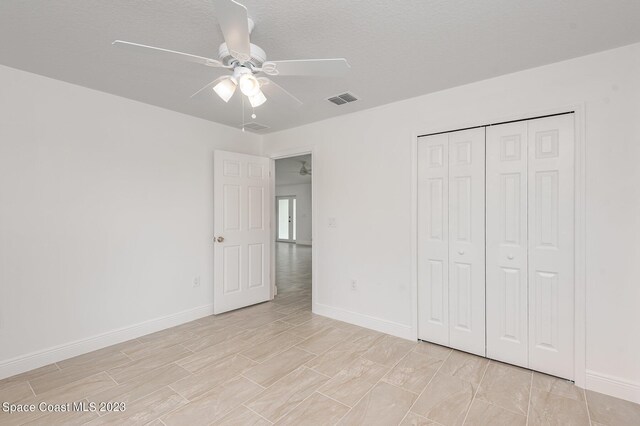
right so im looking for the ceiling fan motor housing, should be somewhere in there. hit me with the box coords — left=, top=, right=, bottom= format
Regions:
left=218, top=42, right=267, bottom=69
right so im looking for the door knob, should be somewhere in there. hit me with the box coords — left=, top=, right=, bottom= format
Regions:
left=458, top=250, right=465, bottom=255
left=507, top=254, right=514, bottom=260
left=216, top=236, right=225, bottom=243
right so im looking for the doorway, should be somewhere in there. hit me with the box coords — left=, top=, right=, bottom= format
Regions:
left=273, top=154, right=313, bottom=298
left=276, top=195, right=297, bottom=243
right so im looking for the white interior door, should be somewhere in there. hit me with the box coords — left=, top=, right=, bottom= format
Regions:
left=417, top=133, right=450, bottom=346
left=528, top=114, right=575, bottom=379
left=486, top=121, right=529, bottom=367
left=214, top=150, right=271, bottom=314
left=448, top=128, right=486, bottom=356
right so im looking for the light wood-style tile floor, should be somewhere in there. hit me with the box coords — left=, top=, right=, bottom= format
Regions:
left=2, top=243, right=640, bottom=425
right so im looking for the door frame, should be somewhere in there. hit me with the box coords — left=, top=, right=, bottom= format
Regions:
left=276, top=195, right=297, bottom=243
left=269, top=147, right=316, bottom=301
left=410, top=103, right=587, bottom=388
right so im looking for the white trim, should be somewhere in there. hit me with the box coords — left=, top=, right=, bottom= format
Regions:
left=0, top=304, right=213, bottom=380
left=313, top=303, right=414, bottom=341
left=586, top=370, right=640, bottom=404
left=572, top=104, right=587, bottom=389
left=411, top=103, right=587, bottom=388
left=268, top=146, right=317, bottom=308
left=410, top=131, right=419, bottom=342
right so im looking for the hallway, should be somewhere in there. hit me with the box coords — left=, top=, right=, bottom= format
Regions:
left=275, top=242, right=312, bottom=294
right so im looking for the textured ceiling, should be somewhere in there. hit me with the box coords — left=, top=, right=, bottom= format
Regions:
left=1, top=1, right=640, bottom=133
left=276, top=154, right=311, bottom=186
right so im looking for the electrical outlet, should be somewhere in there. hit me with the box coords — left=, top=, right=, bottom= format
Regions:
left=193, top=276, right=201, bottom=288
left=328, top=217, right=337, bottom=228
left=351, top=279, right=357, bottom=291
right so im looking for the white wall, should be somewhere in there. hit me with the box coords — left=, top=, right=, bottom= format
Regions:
left=0, top=65, right=261, bottom=376
left=276, top=183, right=312, bottom=245
left=263, top=43, right=640, bottom=402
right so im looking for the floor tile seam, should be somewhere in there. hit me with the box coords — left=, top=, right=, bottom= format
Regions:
left=235, top=352, right=262, bottom=366
left=97, top=369, right=187, bottom=407
left=243, top=360, right=323, bottom=397
left=337, top=343, right=414, bottom=424
left=236, top=316, right=287, bottom=332
left=25, top=380, right=36, bottom=398
left=377, top=377, right=421, bottom=397
left=241, top=402, right=275, bottom=424
left=582, top=388, right=594, bottom=426
left=402, top=348, right=453, bottom=424
left=239, top=373, right=268, bottom=390
left=476, top=396, right=530, bottom=418
left=474, top=361, right=532, bottom=417
left=267, top=379, right=333, bottom=424
left=172, top=365, right=260, bottom=402
left=166, top=370, right=263, bottom=407
left=460, top=360, right=490, bottom=425
left=315, top=389, right=353, bottom=409
left=30, top=368, right=118, bottom=398
left=152, top=386, right=192, bottom=424
left=168, top=373, right=248, bottom=402
left=305, top=366, right=331, bottom=379
left=294, top=330, right=354, bottom=357
left=178, top=343, right=195, bottom=354
left=111, top=356, right=189, bottom=386
left=525, top=371, right=533, bottom=426
left=280, top=316, right=312, bottom=326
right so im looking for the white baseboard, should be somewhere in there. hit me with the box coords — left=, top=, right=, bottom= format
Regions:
left=586, top=370, right=640, bottom=404
left=313, top=302, right=414, bottom=340
left=296, top=240, right=312, bottom=246
left=0, top=304, right=214, bottom=380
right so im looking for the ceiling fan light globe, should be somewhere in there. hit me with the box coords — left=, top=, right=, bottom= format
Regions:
left=249, top=90, right=267, bottom=108
left=213, top=78, right=237, bottom=102
left=239, top=74, right=261, bottom=97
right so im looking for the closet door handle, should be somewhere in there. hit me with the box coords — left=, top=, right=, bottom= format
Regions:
left=458, top=250, right=465, bottom=255
left=507, top=254, right=514, bottom=260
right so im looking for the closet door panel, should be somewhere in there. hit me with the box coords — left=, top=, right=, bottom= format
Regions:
left=486, top=122, right=529, bottom=367
left=528, top=114, right=575, bottom=380
left=417, top=134, right=450, bottom=345
left=448, top=128, right=486, bottom=356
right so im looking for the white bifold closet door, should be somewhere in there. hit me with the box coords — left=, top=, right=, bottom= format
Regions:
left=486, top=121, right=529, bottom=366
left=418, top=128, right=486, bottom=356
left=486, top=114, right=575, bottom=380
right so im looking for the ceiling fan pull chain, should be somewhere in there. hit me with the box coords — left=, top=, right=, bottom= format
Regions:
left=242, top=95, right=245, bottom=132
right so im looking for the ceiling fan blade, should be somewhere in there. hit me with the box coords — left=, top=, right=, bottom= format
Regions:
left=212, top=0, right=252, bottom=63
left=112, top=40, right=228, bottom=68
left=261, top=58, right=350, bottom=77
left=258, top=77, right=303, bottom=108
left=190, top=76, right=229, bottom=99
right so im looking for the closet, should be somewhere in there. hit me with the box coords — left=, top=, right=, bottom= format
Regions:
left=417, top=113, right=575, bottom=380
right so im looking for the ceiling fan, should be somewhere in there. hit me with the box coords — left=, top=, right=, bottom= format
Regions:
left=286, top=161, right=312, bottom=176
left=112, top=0, right=350, bottom=110
left=298, top=161, right=312, bottom=176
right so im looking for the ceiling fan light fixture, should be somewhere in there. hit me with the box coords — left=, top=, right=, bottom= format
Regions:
left=248, top=90, right=267, bottom=108
left=238, top=73, right=261, bottom=97
left=213, top=77, right=237, bottom=102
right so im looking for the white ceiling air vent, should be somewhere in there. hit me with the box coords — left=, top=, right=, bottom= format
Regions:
left=243, top=122, right=270, bottom=132
left=327, top=92, right=358, bottom=105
